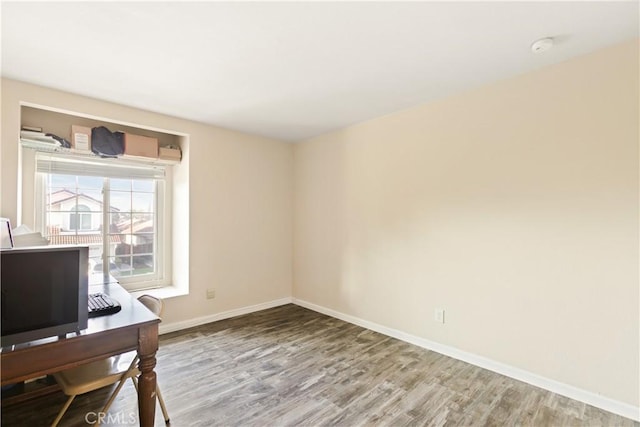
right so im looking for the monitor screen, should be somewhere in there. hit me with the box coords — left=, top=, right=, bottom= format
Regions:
left=1, top=246, right=88, bottom=347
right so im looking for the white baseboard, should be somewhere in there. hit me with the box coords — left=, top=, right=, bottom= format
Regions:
left=292, top=298, right=640, bottom=422
left=159, top=297, right=293, bottom=335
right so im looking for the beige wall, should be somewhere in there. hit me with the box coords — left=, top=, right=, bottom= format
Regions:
left=1, top=78, right=293, bottom=325
left=293, top=40, right=639, bottom=406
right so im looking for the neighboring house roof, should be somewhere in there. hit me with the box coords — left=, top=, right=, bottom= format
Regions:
left=47, top=189, right=120, bottom=212
left=117, top=219, right=154, bottom=235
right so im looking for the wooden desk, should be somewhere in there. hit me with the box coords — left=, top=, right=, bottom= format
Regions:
left=1, top=276, right=160, bottom=426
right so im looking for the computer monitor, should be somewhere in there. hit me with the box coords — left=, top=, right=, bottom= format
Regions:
left=1, top=245, right=89, bottom=347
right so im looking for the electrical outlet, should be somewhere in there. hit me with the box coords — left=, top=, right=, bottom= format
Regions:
left=434, top=308, right=445, bottom=324
left=206, top=289, right=216, bottom=299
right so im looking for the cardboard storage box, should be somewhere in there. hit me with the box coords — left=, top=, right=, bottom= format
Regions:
left=158, top=146, right=181, bottom=161
left=71, top=125, right=92, bottom=151
left=124, top=133, right=158, bottom=158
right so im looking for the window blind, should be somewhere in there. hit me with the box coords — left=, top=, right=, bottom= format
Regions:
left=36, top=152, right=165, bottom=180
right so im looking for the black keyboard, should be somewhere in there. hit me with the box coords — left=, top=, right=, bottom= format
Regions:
left=88, top=292, right=121, bottom=318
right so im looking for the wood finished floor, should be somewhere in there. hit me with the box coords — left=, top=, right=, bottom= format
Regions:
left=2, top=304, right=637, bottom=427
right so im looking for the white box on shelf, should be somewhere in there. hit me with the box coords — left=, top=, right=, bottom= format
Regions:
left=71, top=125, right=91, bottom=151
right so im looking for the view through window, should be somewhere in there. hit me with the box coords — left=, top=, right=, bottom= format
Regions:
left=42, top=173, right=158, bottom=282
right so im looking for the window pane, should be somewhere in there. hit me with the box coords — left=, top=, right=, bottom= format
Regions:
left=109, top=212, right=128, bottom=226
left=112, top=256, right=133, bottom=277
left=44, top=212, right=65, bottom=235
left=132, top=180, right=154, bottom=192
left=132, top=255, right=154, bottom=276
left=109, top=190, right=131, bottom=212
left=76, top=190, right=103, bottom=212
left=46, top=187, right=76, bottom=209
left=131, top=234, right=154, bottom=254
left=107, top=234, right=124, bottom=254
left=77, top=175, right=103, bottom=189
left=131, top=214, right=154, bottom=233
left=132, top=192, right=154, bottom=213
left=114, top=231, right=153, bottom=251
left=49, top=174, right=76, bottom=188
left=110, top=178, right=131, bottom=191
left=109, top=235, right=128, bottom=259
left=114, top=255, right=131, bottom=267
left=110, top=215, right=154, bottom=234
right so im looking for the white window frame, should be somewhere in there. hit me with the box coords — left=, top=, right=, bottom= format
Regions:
left=34, top=153, right=172, bottom=292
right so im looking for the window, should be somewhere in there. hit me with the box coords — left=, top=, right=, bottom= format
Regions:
left=70, top=204, right=91, bottom=231
left=35, top=153, right=167, bottom=290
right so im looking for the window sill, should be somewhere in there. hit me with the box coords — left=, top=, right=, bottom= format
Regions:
left=129, top=284, right=188, bottom=300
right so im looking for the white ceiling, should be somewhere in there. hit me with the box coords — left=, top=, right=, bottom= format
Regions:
left=1, top=2, right=638, bottom=142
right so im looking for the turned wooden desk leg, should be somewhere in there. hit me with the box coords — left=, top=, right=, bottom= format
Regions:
left=138, top=323, right=159, bottom=427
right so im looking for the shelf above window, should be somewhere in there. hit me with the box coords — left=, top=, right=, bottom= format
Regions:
left=20, top=139, right=180, bottom=166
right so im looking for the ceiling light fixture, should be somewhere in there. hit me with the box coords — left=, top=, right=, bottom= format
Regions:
left=531, top=37, right=554, bottom=54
